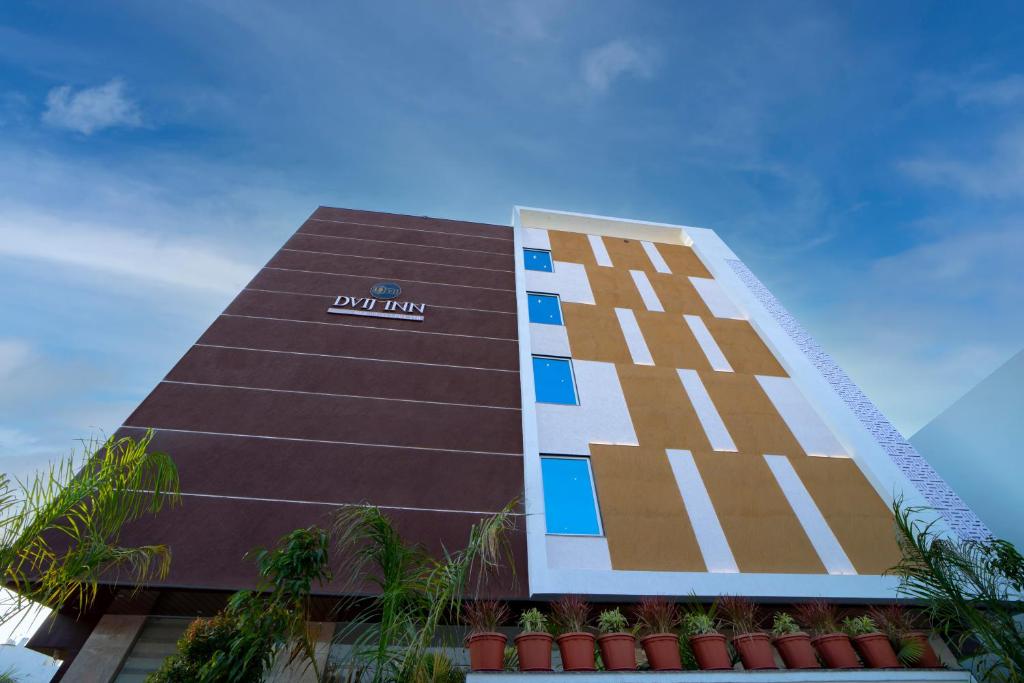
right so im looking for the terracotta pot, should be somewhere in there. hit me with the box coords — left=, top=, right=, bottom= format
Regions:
left=733, top=632, right=777, bottom=670
left=906, top=630, right=942, bottom=667
left=514, top=632, right=553, bottom=671
left=466, top=632, right=508, bottom=672
left=597, top=632, right=637, bottom=671
left=689, top=633, right=732, bottom=670
left=853, top=633, right=900, bottom=668
left=640, top=633, right=682, bottom=671
left=773, top=633, right=821, bottom=669
left=811, top=633, right=862, bottom=669
left=556, top=632, right=596, bottom=671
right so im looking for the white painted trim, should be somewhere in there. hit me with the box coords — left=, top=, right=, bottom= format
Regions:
left=764, top=454, right=857, bottom=575
left=515, top=206, right=697, bottom=246
left=641, top=240, right=672, bottom=273
left=307, top=216, right=514, bottom=242
left=221, top=314, right=516, bottom=342
left=683, top=314, right=733, bottom=372
left=614, top=308, right=654, bottom=365
left=690, top=276, right=745, bottom=319
left=757, top=375, right=848, bottom=458
left=630, top=270, right=664, bottom=312
left=265, top=266, right=515, bottom=293
left=281, top=247, right=514, bottom=273
left=676, top=369, right=737, bottom=452
left=588, top=234, right=613, bottom=267
left=191, top=344, right=518, bottom=373
left=666, top=450, right=739, bottom=573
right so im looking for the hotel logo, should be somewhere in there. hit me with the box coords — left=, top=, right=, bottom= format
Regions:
left=327, top=283, right=426, bottom=322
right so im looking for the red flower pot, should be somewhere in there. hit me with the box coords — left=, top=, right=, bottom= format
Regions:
left=556, top=632, right=596, bottom=671
left=640, top=633, right=682, bottom=671
left=597, top=633, right=637, bottom=671
left=733, top=632, right=777, bottom=670
left=773, top=633, right=821, bottom=669
left=853, top=633, right=900, bottom=668
left=466, top=632, right=508, bottom=672
left=906, top=631, right=942, bottom=667
left=514, top=632, right=553, bottom=671
left=812, top=633, right=862, bottom=669
left=689, top=633, right=731, bottom=670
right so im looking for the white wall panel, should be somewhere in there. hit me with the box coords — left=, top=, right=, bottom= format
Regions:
left=525, top=261, right=595, bottom=304
left=630, top=270, right=664, bottom=312
left=588, top=234, right=613, bottom=267
left=690, top=277, right=745, bottom=319
left=523, top=227, right=551, bottom=250
left=684, top=314, right=733, bottom=372
left=667, top=450, right=739, bottom=573
left=764, top=454, right=856, bottom=575
left=530, top=322, right=572, bottom=357
left=676, top=369, right=737, bottom=451
left=641, top=241, right=672, bottom=273
left=546, top=535, right=612, bottom=570
left=615, top=308, right=654, bottom=365
left=757, top=375, right=848, bottom=458
left=537, top=360, right=639, bottom=455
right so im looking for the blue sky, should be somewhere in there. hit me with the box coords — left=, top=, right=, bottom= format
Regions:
left=1, top=1, right=1022, bottom=479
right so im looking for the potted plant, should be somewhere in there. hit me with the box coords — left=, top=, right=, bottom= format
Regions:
left=869, top=605, right=941, bottom=668
left=633, top=597, right=683, bottom=671
left=596, top=607, right=636, bottom=671
left=842, top=615, right=900, bottom=668
left=551, top=595, right=595, bottom=671
left=683, top=602, right=731, bottom=671
left=719, top=595, right=776, bottom=670
left=463, top=600, right=510, bottom=672
left=514, top=607, right=553, bottom=671
left=771, top=612, right=820, bottom=669
left=795, top=601, right=861, bottom=669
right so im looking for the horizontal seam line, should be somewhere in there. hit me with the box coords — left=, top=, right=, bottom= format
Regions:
left=190, top=344, right=519, bottom=372
left=296, top=231, right=511, bottom=257
left=219, top=313, right=518, bottom=341
left=137, top=490, right=521, bottom=516
left=120, top=426, right=523, bottom=456
left=281, top=248, right=514, bottom=273
left=307, top=217, right=513, bottom=242
left=160, top=380, right=521, bottom=410
left=244, top=288, right=516, bottom=315
left=262, top=266, right=516, bottom=293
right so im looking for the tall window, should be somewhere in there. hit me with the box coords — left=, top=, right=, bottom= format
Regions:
left=541, top=456, right=602, bottom=535
left=524, top=248, right=554, bottom=272
left=532, top=356, right=577, bottom=404
left=527, top=293, right=563, bottom=325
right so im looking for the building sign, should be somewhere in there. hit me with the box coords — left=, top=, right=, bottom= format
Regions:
left=327, top=283, right=426, bottom=322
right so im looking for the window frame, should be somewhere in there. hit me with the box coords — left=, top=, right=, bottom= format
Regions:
left=540, top=455, right=604, bottom=537
left=523, top=248, right=555, bottom=273
left=526, top=291, right=564, bottom=326
left=531, top=354, right=579, bottom=406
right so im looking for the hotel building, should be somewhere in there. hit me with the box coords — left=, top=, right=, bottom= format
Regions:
left=28, top=206, right=986, bottom=680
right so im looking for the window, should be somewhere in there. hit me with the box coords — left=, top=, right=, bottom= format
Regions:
left=524, top=248, right=553, bottom=272
left=527, top=293, right=563, bottom=325
left=541, top=457, right=601, bottom=535
left=532, top=356, right=577, bottom=404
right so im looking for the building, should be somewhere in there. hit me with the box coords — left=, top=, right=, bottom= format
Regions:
left=911, top=348, right=1023, bottom=549
left=27, top=206, right=985, bottom=680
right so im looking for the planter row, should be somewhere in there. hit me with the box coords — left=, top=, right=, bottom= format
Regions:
left=468, top=629, right=941, bottom=672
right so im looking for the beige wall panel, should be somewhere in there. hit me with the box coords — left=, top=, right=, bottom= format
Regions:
left=648, top=273, right=713, bottom=316
left=617, top=364, right=712, bottom=452
left=586, top=265, right=646, bottom=309
left=692, top=451, right=826, bottom=573
left=634, top=311, right=712, bottom=371
left=787, top=455, right=903, bottom=575
left=562, top=303, right=633, bottom=364
left=706, top=318, right=788, bottom=377
left=657, top=244, right=712, bottom=277
left=700, top=372, right=807, bottom=456
left=549, top=230, right=597, bottom=266
left=590, top=444, right=706, bottom=571
left=603, top=237, right=653, bottom=271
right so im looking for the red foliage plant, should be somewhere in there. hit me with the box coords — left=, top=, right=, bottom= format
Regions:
left=633, top=597, right=680, bottom=636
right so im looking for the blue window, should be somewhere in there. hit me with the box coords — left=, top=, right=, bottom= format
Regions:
left=524, top=249, right=553, bottom=272
left=541, top=457, right=601, bottom=535
left=528, top=293, right=563, bottom=325
left=532, top=356, right=577, bottom=404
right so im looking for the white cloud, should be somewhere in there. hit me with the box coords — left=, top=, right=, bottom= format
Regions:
left=956, top=74, right=1024, bottom=106
left=0, top=339, right=34, bottom=379
left=581, top=39, right=655, bottom=93
left=0, top=210, right=256, bottom=293
left=898, top=126, right=1024, bottom=198
left=42, top=78, right=142, bottom=134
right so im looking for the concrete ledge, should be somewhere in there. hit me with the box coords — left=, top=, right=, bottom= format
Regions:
left=468, top=671, right=972, bottom=683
